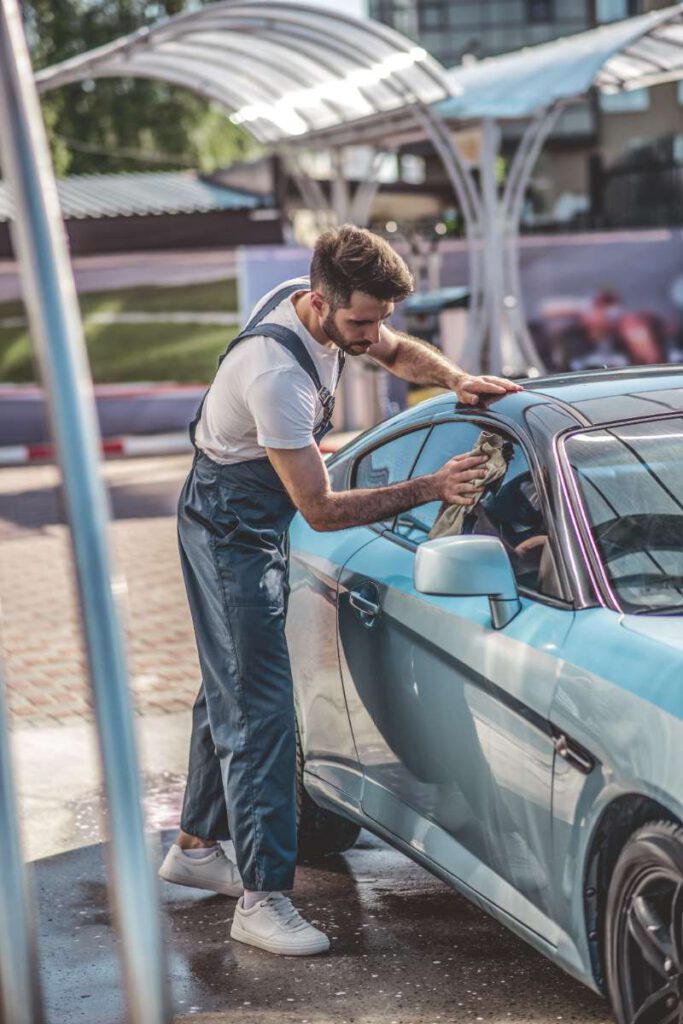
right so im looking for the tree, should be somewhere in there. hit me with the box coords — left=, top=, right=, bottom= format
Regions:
left=24, top=0, right=256, bottom=176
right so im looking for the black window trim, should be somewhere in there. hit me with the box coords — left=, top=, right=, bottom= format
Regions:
left=375, top=412, right=575, bottom=608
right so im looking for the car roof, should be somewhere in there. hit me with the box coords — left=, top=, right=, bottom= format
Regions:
left=421, top=365, right=683, bottom=429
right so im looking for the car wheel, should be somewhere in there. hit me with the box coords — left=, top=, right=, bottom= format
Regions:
left=295, top=719, right=361, bottom=860
left=605, top=820, right=683, bottom=1024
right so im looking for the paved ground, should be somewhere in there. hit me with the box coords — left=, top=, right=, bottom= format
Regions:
left=37, top=830, right=610, bottom=1024
left=0, top=454, right=198, bottom=727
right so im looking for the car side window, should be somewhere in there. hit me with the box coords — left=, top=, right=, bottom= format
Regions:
left=394, top=421, right=483, bottom=545
left=353, top=427, right=430, bottom=528
left=397, top=420, right=562, bottom=598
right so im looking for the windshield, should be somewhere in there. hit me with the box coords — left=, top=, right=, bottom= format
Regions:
left=565, top=417, right=683, bottom=614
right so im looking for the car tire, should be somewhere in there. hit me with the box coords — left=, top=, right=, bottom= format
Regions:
left=295, top=720, right=361, bottom=860
left=605, top=819, right=683, bottom=1024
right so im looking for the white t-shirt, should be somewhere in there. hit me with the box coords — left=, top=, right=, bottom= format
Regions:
left=195, top=279, right=343, bottom=465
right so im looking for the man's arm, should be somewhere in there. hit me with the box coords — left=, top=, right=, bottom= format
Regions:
left=369, top=325, right=523, bottom=406
left=267, top=443, right=488, bottom=533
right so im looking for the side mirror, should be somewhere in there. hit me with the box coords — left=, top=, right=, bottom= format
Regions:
left=414, top=534, right=521, bottom=630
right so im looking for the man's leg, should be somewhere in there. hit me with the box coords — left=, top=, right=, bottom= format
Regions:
left=179, top=685, right=229, bottom=846
left=173, top=502, right=297, bottom=891
left=215, top=599, right=297, bottom=893
left=158, top=520, right=242, bottom=896
left=216, top=599, right=329, bottom=955
left=167, top=472, right=327, bottom=952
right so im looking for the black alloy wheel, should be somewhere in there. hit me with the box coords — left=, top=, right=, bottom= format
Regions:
left=606, top=821, right=683, bottom=1024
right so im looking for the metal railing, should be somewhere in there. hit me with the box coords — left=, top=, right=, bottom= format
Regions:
left=0, top=0, right=171, bottom=1020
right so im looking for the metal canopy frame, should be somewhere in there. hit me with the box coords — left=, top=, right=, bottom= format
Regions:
left=36, top=2, right=683, bottom=374
left=36, top=1, right=451, bottom=143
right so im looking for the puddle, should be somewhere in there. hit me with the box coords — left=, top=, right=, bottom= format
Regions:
left=67, top=770, right=186, bottom=843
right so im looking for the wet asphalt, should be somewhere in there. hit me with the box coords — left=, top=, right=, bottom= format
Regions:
left=36, top=827, right=611, bottom=1024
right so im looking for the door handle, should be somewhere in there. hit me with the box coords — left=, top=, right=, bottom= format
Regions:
left=349, top=589, right=380, bottom=619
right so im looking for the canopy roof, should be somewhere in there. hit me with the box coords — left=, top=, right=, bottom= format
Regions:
left=438, top=3, right=683, bottom=121
left=35, top=1, right=451, bottom=144
left=35, top=1, right=683, bottom=147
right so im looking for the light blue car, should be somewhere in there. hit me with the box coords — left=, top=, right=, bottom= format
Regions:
left=287, top=366, right=683, bottom=1024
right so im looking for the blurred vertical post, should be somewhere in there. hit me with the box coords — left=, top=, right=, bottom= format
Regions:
left=0, top=662, right=45, bottom=1024
left=0, top=1, right=170, bottom=1022
left=480, top=118, right=503, bottom=375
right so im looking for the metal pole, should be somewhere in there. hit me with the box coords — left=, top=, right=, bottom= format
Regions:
left=480, top=118, right=504, bottom=374
left=0, top=659, right=45, bottom=1024
left=349, top=148, right=384, bottom=227
left=331, top=147, right=349, bottom=224
left=413, top=105, right=485, bottom=367
left=501, top=102, right=566, bottom=371
left=0, top=2, right=170, bottom=1021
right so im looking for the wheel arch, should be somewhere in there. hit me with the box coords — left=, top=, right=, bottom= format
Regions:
left=583, top=792, right=681, bottom=993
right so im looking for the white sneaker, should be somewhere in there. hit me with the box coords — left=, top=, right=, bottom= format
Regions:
left=230, top=893, right=330, bottom=956
left=158, top=843, right=242, bottom=897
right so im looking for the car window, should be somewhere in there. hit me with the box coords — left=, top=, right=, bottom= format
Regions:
left=353, top=427, right=430, bottom=528
left=565, top=416, right=683, bottom=614
left=394, top=421, right=483, bottom=545
left=396, top=420, right=561, bottom=598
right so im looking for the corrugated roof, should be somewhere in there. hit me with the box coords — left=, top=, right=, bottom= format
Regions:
left=0, top=170, right=268, bottom=221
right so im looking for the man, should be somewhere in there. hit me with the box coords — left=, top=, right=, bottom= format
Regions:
left=159, top=225, right=522, bottom=956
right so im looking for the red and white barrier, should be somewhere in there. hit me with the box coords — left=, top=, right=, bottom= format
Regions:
left=0, top=432, right=192, bottom=466
left=0, top=429, right=358, bottom=466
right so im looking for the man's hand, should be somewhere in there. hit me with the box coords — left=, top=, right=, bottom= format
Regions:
left=433, top=453, right=489, bottom=507
left=371, top=328, right=526, bottom=403
left=452, top=373, right=523, bottom=406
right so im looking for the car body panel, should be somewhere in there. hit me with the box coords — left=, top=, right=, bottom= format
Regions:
left=303, top=766, right=591, bottom=989
left=337, top=534, right=576, bottom=924
left=287, top=517, right=379, bottom=771
left=288, top=368, right=683, bottom=996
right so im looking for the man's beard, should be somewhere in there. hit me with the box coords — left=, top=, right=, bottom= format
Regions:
left=321, top=312, right=371, bottom=356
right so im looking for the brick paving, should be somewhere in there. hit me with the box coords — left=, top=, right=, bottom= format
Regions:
left=0, top=455, right=201, bottom=727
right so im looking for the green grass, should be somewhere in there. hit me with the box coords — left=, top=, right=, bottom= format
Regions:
left=0, top=278, right=238, bottom=320
left=0, top=278, right=238, bottom=383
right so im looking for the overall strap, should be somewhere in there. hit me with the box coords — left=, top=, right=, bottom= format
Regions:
left=221, top=276, right=311, bottom=365
left=244, top=276, right=310, bottom=332
left=235, top=324, right=324, bottom=390
left=236, top=323, right=344, bottom=442
left=189, top=276, right=346, bottom=449
left=189, top=278, right=309, bottom=448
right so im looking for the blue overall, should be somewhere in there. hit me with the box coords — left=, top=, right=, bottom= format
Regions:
left=177, top=279, right=344, bottom=892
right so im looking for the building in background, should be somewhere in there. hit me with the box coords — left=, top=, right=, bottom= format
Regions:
left=0, top=170, right=283, bottom=259
left=368, top=0, right=683, bottom=231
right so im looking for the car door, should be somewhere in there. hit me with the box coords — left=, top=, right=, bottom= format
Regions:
left=287, top=426, right=430, bottom=800
left=337, top=418, right=575, bottom=927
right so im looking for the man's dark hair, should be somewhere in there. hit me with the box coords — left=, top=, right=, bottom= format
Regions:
left=310, top=224, right=414, bottom=310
